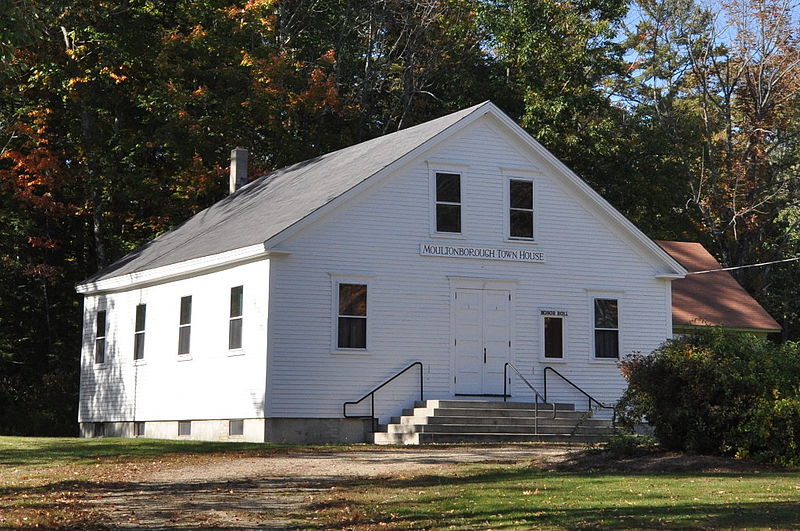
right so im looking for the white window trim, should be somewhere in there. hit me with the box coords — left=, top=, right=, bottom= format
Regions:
left=329, top=273, right=374, bottom=354
left=503, top=169, right=538, bottom=243
left=587, top=290, right=623, bottom=362
left=428, top=162, right=468, bottom=238
left=539, top=309, right=567, bottom=363
left=228, top=286, right=245, bottom=356
left=94, top=309, right=107, bottom=366
left=177, top=295, right=192, bottom=359
left=133, top=303, right=146, bottom=362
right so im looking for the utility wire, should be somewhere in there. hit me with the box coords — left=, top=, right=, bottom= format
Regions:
left=686, top=256, right=800, bottom=275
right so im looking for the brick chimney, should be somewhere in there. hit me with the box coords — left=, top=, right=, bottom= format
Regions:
left=229, top=148, right=248, bottom=194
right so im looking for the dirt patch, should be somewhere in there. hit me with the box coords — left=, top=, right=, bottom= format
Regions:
left=90, top=445, right=575, bottom=529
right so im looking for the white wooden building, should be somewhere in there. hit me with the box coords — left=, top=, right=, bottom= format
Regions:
left=76, top=102, right=691, bottom=443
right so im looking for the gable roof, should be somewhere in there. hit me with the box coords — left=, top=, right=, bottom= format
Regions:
left=78, top=102, right=686, bottom=293
left=656, top=240, right=781, bottom=332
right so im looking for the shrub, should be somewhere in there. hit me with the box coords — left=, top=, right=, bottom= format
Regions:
left=617, top=329, right=800, bottom=465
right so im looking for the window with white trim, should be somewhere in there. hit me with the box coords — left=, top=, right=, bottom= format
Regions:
left=178, top=420, right=191, bottom=436
left=542, top=313, right=565, bottom=359
left=178, top=296, right=192, bottom=355
left=95, top=310, right=106, bottom=364
left=594, top=298, right=619, bottom=358
left=133, top=304, right=146, bottom=360
left=509, top=178, right=534, bottom=239
left=337, top=283, right=367, bottom=349
left=435, top=172, right=461, bottom=233
left=229, top=286, right=243, bottom=350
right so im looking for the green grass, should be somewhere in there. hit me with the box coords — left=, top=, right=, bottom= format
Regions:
left=318, top=463, right=800, bottom=529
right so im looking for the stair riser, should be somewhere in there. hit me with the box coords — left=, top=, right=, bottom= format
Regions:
left=417, top=400, right=575, bottom=411
left=417, top=433, right=610, bottom=444
left=405, top=407, right=590, bottom=419
left=391, top=416, right=612, bottom=427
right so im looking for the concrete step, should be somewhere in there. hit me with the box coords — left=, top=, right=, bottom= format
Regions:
left=373, top=432, right=613, bottom=445
left=402, top=407, right=590, bottom=419
left=390, top=415, right=610, bottom=427
left=415, top=400, right=574, bottom=411
left=386, top=423, right=616, bottom=435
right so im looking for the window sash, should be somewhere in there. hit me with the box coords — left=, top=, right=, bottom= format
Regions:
left=593, top=298, right=619, bottom=358
left=543, top=316, right=563, bottom=358
left=509, top=179, right=533, bottom=239
left=229, top=419, right=244, bottom=436
left=134, top=304, right=146, bottom=360
left=337, top=283, right=367, bottom=349
left=178, top=325, right=191, bottom=355
left=95, top=310, right=106, bottom=364
left=178, top=421, right=191, bottom=436
left=134, top=332, right=145, bottom=360
left=228, top=317, right=243, bottom=350
left=435, top=172, right=461, bottom=233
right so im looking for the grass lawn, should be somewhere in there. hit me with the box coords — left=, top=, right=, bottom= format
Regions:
left=314, top=459, right=800, bottom=529
left=2, top=436, right=800, bottom=529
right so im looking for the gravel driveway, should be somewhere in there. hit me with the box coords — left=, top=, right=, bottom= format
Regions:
left=91, top=445, right=576, bottom=529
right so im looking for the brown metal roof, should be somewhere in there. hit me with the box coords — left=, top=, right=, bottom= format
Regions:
left=656, top=241, right=781, bottom=332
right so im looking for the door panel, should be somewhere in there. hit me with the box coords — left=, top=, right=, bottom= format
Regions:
left=454, top=289, right=511, bottom=395
left=454, top=290, right=482, bottom=394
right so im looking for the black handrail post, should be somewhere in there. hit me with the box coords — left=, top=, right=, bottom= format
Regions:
left=543, top=367, right=549, bottom=403
left=503, top=363, right=508, bottom=402
left=371, top=393, right=376, bottom=433
left=419, top=363, right=424, bottom=401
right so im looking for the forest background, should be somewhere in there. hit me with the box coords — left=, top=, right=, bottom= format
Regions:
left=1, top=0, right=799, bottom=435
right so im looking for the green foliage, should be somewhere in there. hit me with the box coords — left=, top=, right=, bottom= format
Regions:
left=603, top=433, right=661, bottom=457
left=618, top=330, right=800, bottom=465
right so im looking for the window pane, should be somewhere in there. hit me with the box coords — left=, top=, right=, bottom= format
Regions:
left=134, top=422, right=145, bottom=437
left=594, top=299, right=618, bottom=328
left=96, top=310, right=106, bottom=337
left=178, top=421, right=191, bottom=436
left=595, top=330, right=619, bottom=358
left=229, top=318, right=243, bottom=349
left=544, top=317, right=563, bottom=358
left=436, top=172, right=460, bottom=203
left=95, top=338, right=105, bottom=363
left=510, top=180, right=533, bottom=209
left=135, top=304, right=146, bottom=332
left=178, top=326, right=191, bottom=354
left=510, top=210, right=533, bottom=238
left=230, top=286, right=243, bottom=318
left=338, top=317, right=367, bottom=349
left=339, top=284, right=367, bottom=316
left=436, top=204, right=461, bottom=233
left=229, top=419, right=244, bottom=436
left=134, top=332, right=145, bottom=360
left=93, top=422, right=105, bottom=438
left=180, top=296, right=192, bottom=325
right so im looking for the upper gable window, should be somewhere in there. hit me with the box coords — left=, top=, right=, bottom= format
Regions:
left=435, top=172, right=461, bottom=234
left=509, top=179, right=534, bottom=239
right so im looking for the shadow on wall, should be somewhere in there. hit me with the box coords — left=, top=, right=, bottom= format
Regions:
left=79, top=295, right=133, bottom=433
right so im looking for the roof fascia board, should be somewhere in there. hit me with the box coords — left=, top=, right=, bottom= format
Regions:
left=264, top=102, right=494, bottom=249
left=76, top=243, right=282, bottom=295
left=481, top=103, right=687, bottom=278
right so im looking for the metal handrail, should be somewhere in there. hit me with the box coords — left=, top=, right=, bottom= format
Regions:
left=343, top=361, right=423, bottom=433
left=543, top=366, right=616, bottom=426
left=503, top=362, right=555, bottom=434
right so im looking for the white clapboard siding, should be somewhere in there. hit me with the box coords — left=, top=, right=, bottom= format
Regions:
left=78, top=259, right=270, bottom=423
left=267, top=115, right=670, bottom=422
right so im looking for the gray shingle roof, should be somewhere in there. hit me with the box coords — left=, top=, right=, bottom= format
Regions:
left=83, top=102, right=490, bottom=284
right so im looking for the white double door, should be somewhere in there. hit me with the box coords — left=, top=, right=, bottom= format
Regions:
left=454, top=288, right=511, bottom=395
